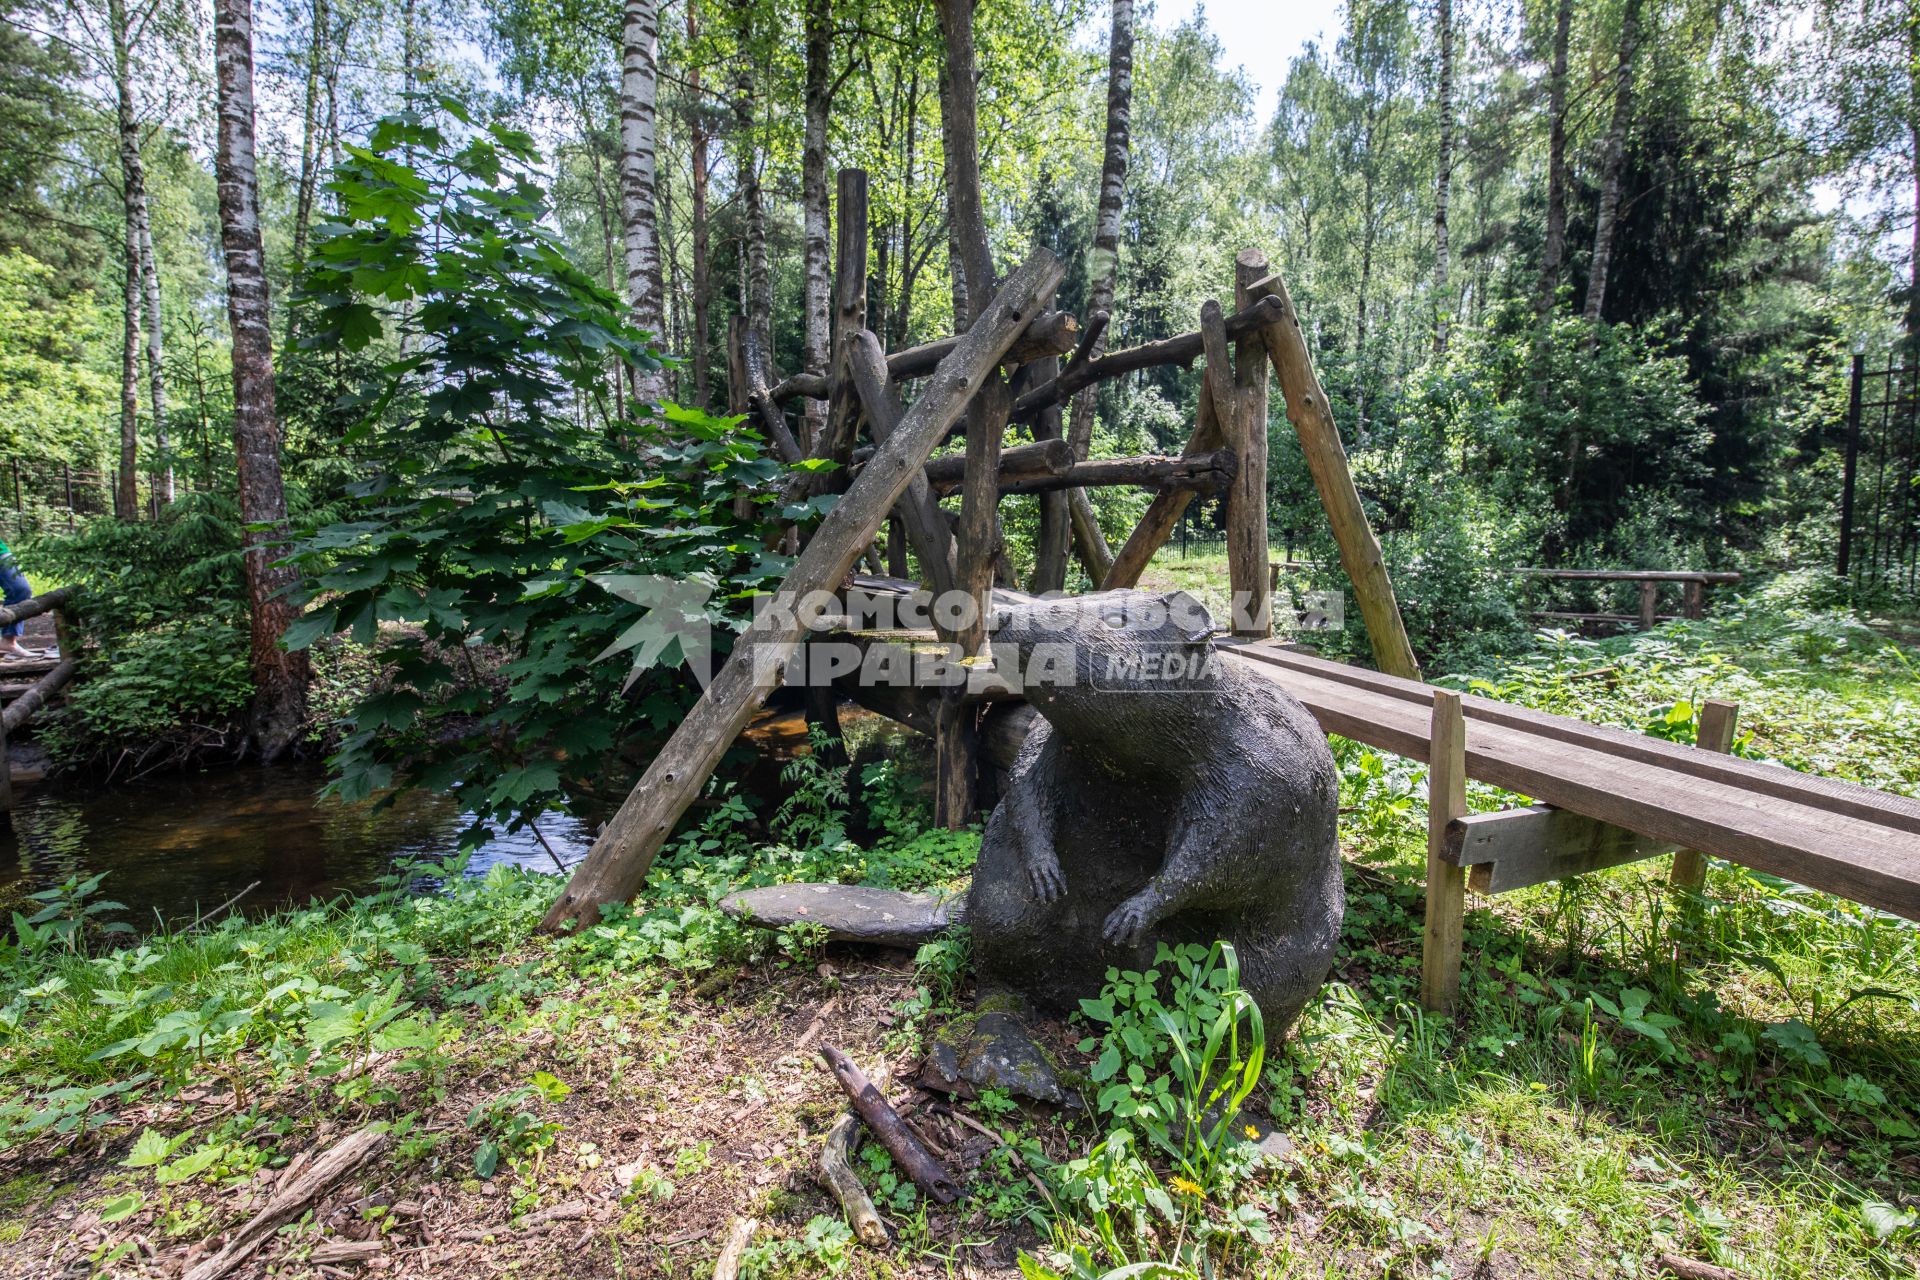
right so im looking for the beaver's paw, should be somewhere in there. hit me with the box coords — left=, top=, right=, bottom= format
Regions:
left=1101, top=896, right=1156, bottom=947
left=1024, top=851, right=1066, bottom=904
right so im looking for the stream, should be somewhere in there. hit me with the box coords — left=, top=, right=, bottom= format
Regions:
left=0, top=766, right=596, bottom=927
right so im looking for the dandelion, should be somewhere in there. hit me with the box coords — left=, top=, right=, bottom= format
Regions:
left=1170, top=1175, right=1206, bottom=1199
left=1244, top=1124, right=1261, bottom=1140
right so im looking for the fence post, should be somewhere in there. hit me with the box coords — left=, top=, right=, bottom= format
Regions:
left=1636, top=579, right=1658, bottom=630
left=1671, top=700, right=1738, bottom=894
left=1420, top=689, right=1469, bottom=1013
left=62, top=463, right=73, bottom=530
left=1839, top=352, right=1864, bottom=578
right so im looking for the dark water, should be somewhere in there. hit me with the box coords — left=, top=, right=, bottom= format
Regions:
left=0, top=767, right=595, bottom=926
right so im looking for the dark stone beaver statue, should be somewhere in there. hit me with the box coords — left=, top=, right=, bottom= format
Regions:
left=968, top=590, right=1343, bottom=1033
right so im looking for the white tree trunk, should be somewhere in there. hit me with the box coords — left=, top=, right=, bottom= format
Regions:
left=1583, top=0, right=1642, bottom=332
left=801, top=0, right=832, bottom=450
left=213, top=0, right=309, bottom=758
left=1432, top=0, right=1454, bottom=357
left=619, top=0, right=666, bottom=404
left=139, top=211, right=172, bottom=503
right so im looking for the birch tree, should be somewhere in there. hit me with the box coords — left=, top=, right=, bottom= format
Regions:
left=1582, top=0, right=1641, bottom=333
left=619, top=0, right=665, bottom=402
left=213, top=0, right=309, bottom=757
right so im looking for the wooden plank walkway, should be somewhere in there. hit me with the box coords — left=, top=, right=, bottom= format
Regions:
left=1221, top=641, right=1920, bottom=922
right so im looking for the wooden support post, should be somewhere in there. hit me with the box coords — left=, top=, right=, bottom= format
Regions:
left=1242, top=269, right=1421, bottom=680
left=1670, top=699, right=1737, bottom=893
left=1683, top=579, right=1704, bottom=620
left=886, top=516, right=908, bottom=579
left=1231, top=251, right=1274, bottom=637
left=1637, top=579, right=1659, bottom=631
left=539, top=248, right=1063, bottom=934
left=1420, top=689, right=1468, bottom=1013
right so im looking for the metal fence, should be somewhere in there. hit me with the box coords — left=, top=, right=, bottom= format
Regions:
left=1840, top=350, right=1920, bottom=594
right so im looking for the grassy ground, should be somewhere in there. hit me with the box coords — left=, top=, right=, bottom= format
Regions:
left=2, top=573, right=1918, bottom=1278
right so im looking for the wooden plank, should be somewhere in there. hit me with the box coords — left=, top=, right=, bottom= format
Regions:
left=1421, top=690, right=1468, bottom=1012
left=1228, top=642, right=1920, bottom=838
left=1224, top=651, right=1920, bottom=922
left=1671, top=699, right=1737, bottom=891
left=540, top=247, right=1064, bottom=933
left=1446, top=805, right=1678, bottom=894
left=1241, top=269, right=1420, bottom=679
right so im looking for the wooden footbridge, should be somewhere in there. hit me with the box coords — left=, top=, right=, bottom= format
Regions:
left=541, top=167, right=1920, bottom=1014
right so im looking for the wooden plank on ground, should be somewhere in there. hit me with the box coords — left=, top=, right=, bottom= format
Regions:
left=1445, top=805, right=1679, bottom=894
left=539, top=248, right=1064, bottom=933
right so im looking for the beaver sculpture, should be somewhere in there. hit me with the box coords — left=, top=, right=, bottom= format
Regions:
left=968, top=590, right=1343, bottom=1033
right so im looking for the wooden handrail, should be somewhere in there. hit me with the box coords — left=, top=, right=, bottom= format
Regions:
left=0, top=585, right=79, bottom=629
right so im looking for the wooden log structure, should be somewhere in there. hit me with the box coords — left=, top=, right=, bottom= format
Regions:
left=772, top=311, right=1082, bottom=402
left=1229, top=251, right=1274, bottom=638
left=1241, top=270, right=1420, bottom=679
left=0, top=584, right=78, bottom=630
left=916, top=441, right=1235, bottom=498
left=541, top=246, right=1064, bottom=933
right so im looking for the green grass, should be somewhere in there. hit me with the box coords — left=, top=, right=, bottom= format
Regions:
left=3, top=593, right=1920, bottom=1276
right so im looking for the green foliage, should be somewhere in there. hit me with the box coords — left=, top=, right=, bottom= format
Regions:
left=0, top=251, right=113, bottom=468
left=288, top=101, right=793, bottom=833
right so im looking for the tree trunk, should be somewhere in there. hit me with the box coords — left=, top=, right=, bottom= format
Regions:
left=110, top=0, right=142, bottom=520
left=1061, top=0, right=1131, bottom=585
left=733, top=22, right=771, bottom=358
left=801, top=0, right=833, bottom=450
left=139, top=213, right=171, bottom=504
left=687, top=3, right=711, bottom=408
left=935, top=1, right=993, bottom=327
left=117, top=213, right=140, bottom=520
left=1535, top=0, right=1572, bottom=319
left=289, top=0, right=327, bottom=297
left=1582, top=0, right=1640, bottom=332
left=1432, top=0, right=1454, bottom=356
left=619, top=0, right=666, bottom=402
left=213, top=0, right=310, bottom=759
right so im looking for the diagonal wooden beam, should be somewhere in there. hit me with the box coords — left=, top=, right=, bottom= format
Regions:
left=540, top=247, right=1064, bottom=933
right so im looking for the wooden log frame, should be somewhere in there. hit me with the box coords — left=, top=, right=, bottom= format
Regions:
left=770, top=311, right=1082, bottom=402
left=915, top=441, right=1235, bottom=498
left=0, top=584, right=78, bottom=630
left=1420, top=690, right=1468, bottom=1012
left=540, top=247, right=1064, bottom=933
left=1103, top=372, right=1226, bottom=589
left=1240, top=270, right=1421, bottom=680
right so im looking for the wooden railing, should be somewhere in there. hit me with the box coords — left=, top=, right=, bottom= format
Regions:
left=0, top=585, right=80, bottom=809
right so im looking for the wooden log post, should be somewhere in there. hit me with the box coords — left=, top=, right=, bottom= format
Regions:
left=1241, top=269, right=1421, bottom=680
left=1670, top=699, right=1737, bottom=893
left=540, top=248, right=1063, bottom=933
left=1637, top=579, right=1659, bottom=631
left=1683, top=579, right=1705, bottom=620
left=1030, top=350, right=1071, bottom=594
left=1231, top=251, right=1274, bottom=636
left=1420, top=688, right=1469, bottom=1013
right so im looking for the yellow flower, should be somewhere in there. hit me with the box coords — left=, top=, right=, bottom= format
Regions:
left=1244, top=1124, right=1261, bottom=1140
left=1170, top=1176, right=1206, bottom=1199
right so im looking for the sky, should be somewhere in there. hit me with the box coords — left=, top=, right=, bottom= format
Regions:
left=1147, top=0, right=1347, bottom=123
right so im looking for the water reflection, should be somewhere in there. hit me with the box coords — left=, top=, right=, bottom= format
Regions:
left=0, top=767, right=594, bottom=926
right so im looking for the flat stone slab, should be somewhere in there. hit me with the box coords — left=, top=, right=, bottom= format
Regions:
left=719, top=883, right=966, bottom=948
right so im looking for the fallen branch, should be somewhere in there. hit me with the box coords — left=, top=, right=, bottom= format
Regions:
left=712, top=1216, right=759, bottom=1280
left=818, top=1112, right=888, bottom=1247
left=819, top=1044, right=959, bottom=1204
left=1657, top=1253, right=1742, bottom=1280
left=182, top=1126, right=388, bottom=1280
